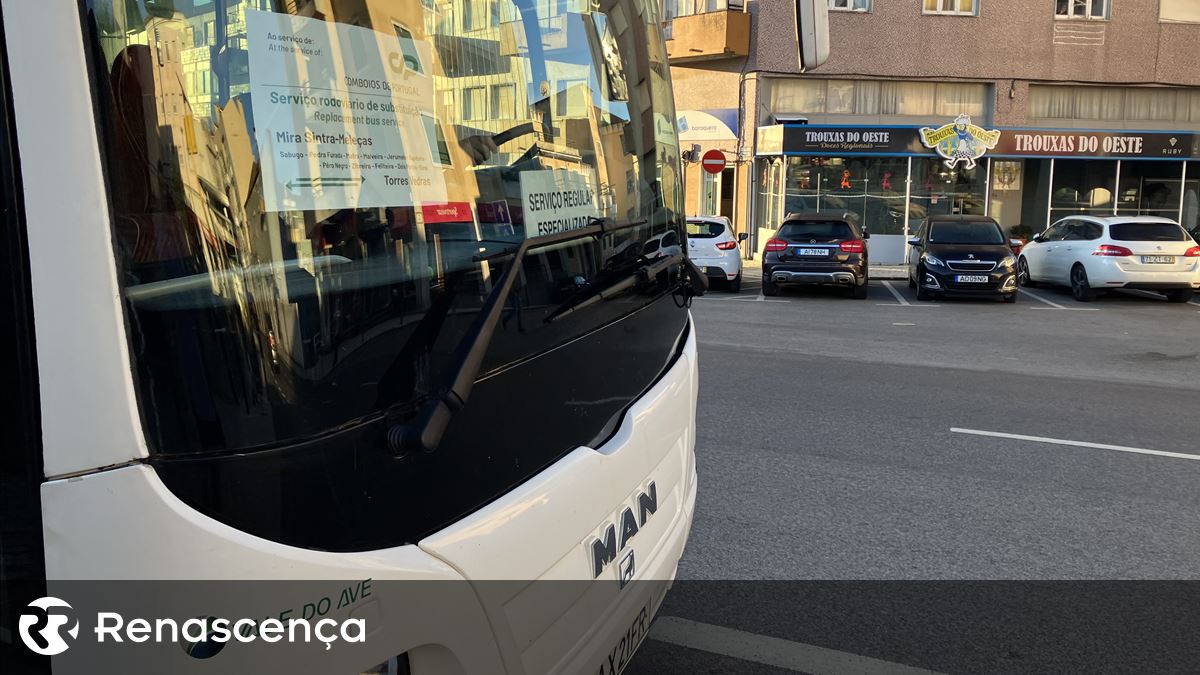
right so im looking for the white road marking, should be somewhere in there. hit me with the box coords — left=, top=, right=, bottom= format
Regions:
left=650, top=617, right=946, bottom=675
left=950, top=427, right=1200, bottom=462
left=893, top=322, right=916, bottom=326
left=881, top=280, right=910, bottom=306
left=1018, top=288, right=1100, bottom=311
left=1188, top=300, right=1200, bottom=308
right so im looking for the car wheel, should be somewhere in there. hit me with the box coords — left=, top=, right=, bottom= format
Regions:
left=730, top=273, right=742, bottom=294
left=1070, top=264, right=1096, bottom=302
left=907, top=274, right=916, bottom=289
left=1002, top=293, right=1017, bottom=304
left=1164, top=288, right=1193, bottom=303
left=916, top=287, right=933, bottom=301
left=1017, top=257, right=1037, bottom=287
left=762, top=280, right=779, bottom=297
left=851, top=281, right=868, bottom=299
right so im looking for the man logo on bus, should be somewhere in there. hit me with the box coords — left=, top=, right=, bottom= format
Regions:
left=920, top=114, right=1001, bottom=170
left=590, top=483, right=658, bottom=580
left=19, top=597, right=80, bottom=656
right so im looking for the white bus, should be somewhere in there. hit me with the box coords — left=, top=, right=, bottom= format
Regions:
left=0, top=0, right=710, bottom=672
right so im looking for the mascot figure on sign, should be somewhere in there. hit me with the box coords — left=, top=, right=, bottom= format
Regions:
left=919, top=114, right=1001, bottom=171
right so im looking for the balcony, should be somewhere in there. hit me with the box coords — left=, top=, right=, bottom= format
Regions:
left=665, top=7, right=750, bottom=64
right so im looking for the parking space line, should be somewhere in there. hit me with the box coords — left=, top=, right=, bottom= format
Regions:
left=950, top=427, right=1200, bottom=462
left=1188, top=299, right=1200, bottom=308
left=1018, top=288, right=1099, bottom=311
left=880, top=280, right=910, bottom=306
left=650, top=616, right=946, bottom=675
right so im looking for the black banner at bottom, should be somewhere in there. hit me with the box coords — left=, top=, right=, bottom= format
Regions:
left=4, top=581, right=1199, bottom=674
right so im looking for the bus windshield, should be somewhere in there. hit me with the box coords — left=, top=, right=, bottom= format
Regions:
left=80, top=0, right=685, bottom=548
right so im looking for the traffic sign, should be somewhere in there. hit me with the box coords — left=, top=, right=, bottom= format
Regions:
left=701, top=149, right=727, bottom=174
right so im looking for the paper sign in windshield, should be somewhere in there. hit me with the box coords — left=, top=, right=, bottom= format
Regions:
left=247, top=10, right=446, bottom=212
left=519, top=169, right=601, bottom=238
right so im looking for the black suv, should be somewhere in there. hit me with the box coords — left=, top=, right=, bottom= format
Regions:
left=907, top=215, right=1018, bottom=303
left=762, top=212, right=869, bottom=299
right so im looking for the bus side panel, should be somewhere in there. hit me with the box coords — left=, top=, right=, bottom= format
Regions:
left=39, top=464, right=506, bottom=674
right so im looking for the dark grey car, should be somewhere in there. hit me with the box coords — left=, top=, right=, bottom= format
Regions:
left=761, top=212, right=870, bottom=299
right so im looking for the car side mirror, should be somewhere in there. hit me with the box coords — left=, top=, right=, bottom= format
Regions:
left=862, top=231, right=871, bottom=240
left=1009, top=238, right=1024, bottom=249
left=738, top=232, right=749, bottom=242
left=907, top=236, right=921, bottom=247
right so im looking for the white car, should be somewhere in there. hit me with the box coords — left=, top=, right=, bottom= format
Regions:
left=1018, top=215, right=1200, bottom=302
left=686, top=216, right=747, bottom=292
left=642, top=229, right=683, bottom=261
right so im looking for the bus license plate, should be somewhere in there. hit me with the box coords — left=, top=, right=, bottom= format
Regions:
left=598, top=597, right=655, bottom=675
left=955, top=275, right=989, bottom=283
left=795, top=248, right=826, bottom=256
left=1142, top=255, right=1175, bottom=264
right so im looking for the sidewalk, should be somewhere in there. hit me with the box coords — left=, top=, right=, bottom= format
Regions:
left=741, top=257, right=908, bottom=280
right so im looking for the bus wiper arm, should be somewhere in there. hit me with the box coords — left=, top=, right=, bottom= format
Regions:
left=386, top=218, right=643, bottom=456
left=543, top=252, right=685, bottom=324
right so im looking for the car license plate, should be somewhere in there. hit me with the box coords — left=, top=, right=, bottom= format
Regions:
left=598, top=596, right=656, bottom=675
left=795, top=248, right=826, bottom=256
left=955, top=275, right=989, bottom=283
left=1142, top=255, right=1175, bottom=264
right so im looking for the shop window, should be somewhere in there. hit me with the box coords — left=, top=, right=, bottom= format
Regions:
left=935, top=83, right=987, bottom=117
left=783, top=156, right=910, bottom=235
left=880, top=82, right=935, bottom=116
left=1050, top=159, right=1116, bottom=216
left=1055, top=0, right=1109, bottom=20
left=771, top=79, right=987, bottom=119
left=1117, top=161, right=1185, bottom=219
left=1126, top=89, right=1184, bottom=122
left=1183, top=162, right=1199, bottom=239
left=924, top=0, right=979, bottom=16
left=911, top=157, right=986, bottom=223
left=830, top=0, right=870, bottom=10
left=1030, top=85, right=1200, bottom=123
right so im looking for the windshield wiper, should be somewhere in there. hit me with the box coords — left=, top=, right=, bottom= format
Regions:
left=543, top=252, right=700, bottom=324
left=386, top=218, right=650, bottom=456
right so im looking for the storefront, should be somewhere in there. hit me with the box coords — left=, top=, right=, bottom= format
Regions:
left=755, top=120, right=1200, bottom=263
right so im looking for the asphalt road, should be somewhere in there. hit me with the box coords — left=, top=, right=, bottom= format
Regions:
left=627, top=274, right=1200, bottom=674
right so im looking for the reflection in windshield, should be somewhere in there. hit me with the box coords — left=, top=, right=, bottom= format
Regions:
left=84, top=0, right=682, bottom=455
left=929, top=222, right=1005, bottom=245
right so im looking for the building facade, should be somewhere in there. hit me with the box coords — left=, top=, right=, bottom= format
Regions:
left=665, top=0, right=1200, bottom=261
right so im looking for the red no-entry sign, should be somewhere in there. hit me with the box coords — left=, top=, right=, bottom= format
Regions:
left=701, top=149, right=727, bottom=174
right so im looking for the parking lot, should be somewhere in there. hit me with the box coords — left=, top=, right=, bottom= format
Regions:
left=628, top=266, right=1200, bottom=673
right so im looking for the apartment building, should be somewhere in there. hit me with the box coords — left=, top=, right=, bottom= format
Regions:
left=666, top=0, right=1200, bottom=261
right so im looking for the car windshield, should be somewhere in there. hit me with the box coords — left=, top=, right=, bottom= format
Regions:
left=82, top=0, right=682, bottom=457
left=687, top=220, right=726, bottom=238
left=1108, top=223, right=1190, bottom=241
left=778, top=221, right=853, bottom=240
left=929, top=221, right=1005, bottom=245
